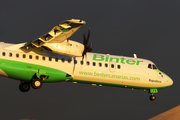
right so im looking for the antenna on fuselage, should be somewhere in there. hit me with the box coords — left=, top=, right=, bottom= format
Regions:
left=133, top=54, right=137, bottom=58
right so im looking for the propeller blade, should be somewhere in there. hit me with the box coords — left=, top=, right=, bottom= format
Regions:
left=89, top=42, right=92, bottom=48
left=82, top=27, right=92, bottom=60
left=87, top=47, right=92, bottom=52
left=83, top=32, right=86, bottom=45
left=86, top=27, right=90, bottom=45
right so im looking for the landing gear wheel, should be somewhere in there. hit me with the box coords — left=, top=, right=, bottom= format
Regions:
left=31, top=79, right=42, bottom=89
left=19, top=82, right=30, bottom=92
left=150, top=95, right=156, bottom=101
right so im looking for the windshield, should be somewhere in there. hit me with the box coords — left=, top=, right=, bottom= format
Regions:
left=153, top=65, right=158, bottom=69
left=148, top=64, right=158, bottom=69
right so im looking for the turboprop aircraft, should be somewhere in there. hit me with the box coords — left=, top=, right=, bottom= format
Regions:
left=0, top=19, right=173, bottom=101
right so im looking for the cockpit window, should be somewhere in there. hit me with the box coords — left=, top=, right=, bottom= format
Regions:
left=153, top=65, right=157, bottom=69
left=148, top=64, right=158, bottom=69
left=148, top=64, right=152, bottom=69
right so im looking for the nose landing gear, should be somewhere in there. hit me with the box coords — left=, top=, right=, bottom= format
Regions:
left=149, top=89, right=158, bottom=101
left=150, top=94, right=156, bottom=101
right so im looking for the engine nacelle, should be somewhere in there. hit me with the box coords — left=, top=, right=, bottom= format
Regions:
left=43, top=40, right=84, bottom=57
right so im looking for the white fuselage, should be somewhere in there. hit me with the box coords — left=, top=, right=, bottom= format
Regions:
left=0, top=42, right=173, bottom=89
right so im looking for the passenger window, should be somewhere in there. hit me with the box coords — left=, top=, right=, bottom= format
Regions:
left=148, top=64, right=152, bottom=69
left=9, top=53, right=12, bottom=57
left=61, top=58, right=65, bottom=62
left=2, top=52, right=5, bottom=56
left=42, top=56, right=45, bottom=61
left=105, top=63, right=108, bottom=67
left=29, top=55, right=32, bottom=59
left=68, top=59, right=71, bottom=63
left=80, top=61, right=83, bottom=65
left=16, top=54, right=19, bottom=58
left=36, top=56, right=39, bottom=60
left=49, top=57, right=52, bottom=61
left=99, top=63, right=102, bottom=67
left=87, top=61, right=90, bottom=65
left=117, top=65, right=120, bottom=69
left=111, top=64, right=114, bottom=68
left=93, top=62, right=96, bottom=66
left=23, top=54, right=26, bottom=58
left=55, top=58, right=58, bottom=62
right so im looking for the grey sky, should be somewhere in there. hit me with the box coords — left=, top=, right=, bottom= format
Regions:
left=0, top=0, right=179, bottom=119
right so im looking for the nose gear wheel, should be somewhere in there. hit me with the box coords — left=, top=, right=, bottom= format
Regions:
left=150, top=94, right=156, bottom=101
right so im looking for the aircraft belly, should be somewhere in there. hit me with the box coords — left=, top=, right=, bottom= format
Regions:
left=0, top=58, right=72, bottom=82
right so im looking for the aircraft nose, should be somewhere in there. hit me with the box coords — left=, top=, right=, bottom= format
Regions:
left=169, top=77, right=173, bottom=86
left=166, top=76, right=173, bottom=86
left=158, top=70, right=173, bottom=86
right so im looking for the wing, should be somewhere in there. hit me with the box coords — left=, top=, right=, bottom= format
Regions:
left=21, top=19, right=86, bottom=49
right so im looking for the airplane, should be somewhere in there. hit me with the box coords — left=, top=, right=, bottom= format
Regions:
left=0, top=19, right=173, bottom=101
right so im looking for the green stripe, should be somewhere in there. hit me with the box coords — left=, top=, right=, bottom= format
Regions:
left=0, top=58, right=72, bottom=83
left=70, top=79, right=171, bottom=90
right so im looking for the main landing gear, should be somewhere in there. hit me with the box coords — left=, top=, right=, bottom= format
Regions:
left=19, top=82, right=30, bottom=92
left=31, top=78, right=43, bottom=89
left=19, top=78, right=43, bottom=92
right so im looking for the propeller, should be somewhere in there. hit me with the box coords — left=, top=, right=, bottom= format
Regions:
left=82, top=27, right=92, bottom=60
